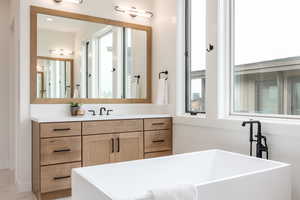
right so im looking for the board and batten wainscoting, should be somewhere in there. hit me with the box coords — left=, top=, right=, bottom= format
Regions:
left=32, top=115, right=173, bottom=200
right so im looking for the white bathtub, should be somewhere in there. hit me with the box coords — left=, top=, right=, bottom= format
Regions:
left=72, top=150, right=291, bottom=200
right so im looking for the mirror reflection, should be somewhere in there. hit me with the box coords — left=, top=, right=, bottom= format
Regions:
left=36, top=57, right=73, bottom=98
left=36, top=14, right=148, bottom=99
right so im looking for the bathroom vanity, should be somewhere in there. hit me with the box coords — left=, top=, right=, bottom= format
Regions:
left=32, top=115, right=172, bottom=200
left=29, top=6, right=169, bottom=200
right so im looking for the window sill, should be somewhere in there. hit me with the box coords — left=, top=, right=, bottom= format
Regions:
left=173, top=114, right=212, bottom=128
left=231, top=112, right=300, bottom=122
left=176, top=113, right=207, bottom=118
left=173, top=114, right=300, bottom=138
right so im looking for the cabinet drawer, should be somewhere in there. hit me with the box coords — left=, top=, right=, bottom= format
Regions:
left=41, top=162, right=81, bottom=193
left=144, top=130, right=172, bottom=153
left=40, top=136, right=81, bottom=166
left=40, top=122, right=81, bottom=138
left=82, top=120, right=143, bottom=135
left=144, top=118, right=171, bottom=131
left=144, top=151, right=173, bottom=159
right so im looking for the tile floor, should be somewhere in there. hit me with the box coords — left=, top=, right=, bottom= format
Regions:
left=0, top=169, right=70, bottom=200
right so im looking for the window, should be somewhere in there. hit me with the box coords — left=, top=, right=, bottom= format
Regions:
left=83, top=27, right=123, bottom=99
left=255, top=79, right=280, bottom=114
left=231, top=0, right=300, bottom=116
left=288, top=76, right=300, bottom=115
left=185, top=0, right=207, bottom=114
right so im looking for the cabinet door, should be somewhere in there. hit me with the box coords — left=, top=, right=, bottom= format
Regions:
left=82, top=134, right=115, bottom=167
left=115, top=132, right=144, bottom=162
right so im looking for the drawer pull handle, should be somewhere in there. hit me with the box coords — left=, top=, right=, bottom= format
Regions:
left=117, top=137, right=120, bottom=152
left=53, top=128, right=72, bottom=132
left=53, top=149, right=71, bottom=153
left=152, top=123, right=165, bottom=126
left=152, top=140, right=165, bottom=143
left=53, top=176, right=71, bottom=180
left=112, top=138, right=115, bottom=153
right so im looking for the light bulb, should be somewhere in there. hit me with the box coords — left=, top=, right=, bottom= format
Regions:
left=114, top=6, right=153, bottom=18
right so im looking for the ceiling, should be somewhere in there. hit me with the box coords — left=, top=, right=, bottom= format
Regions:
left=37, top=13, right=107, bottom=33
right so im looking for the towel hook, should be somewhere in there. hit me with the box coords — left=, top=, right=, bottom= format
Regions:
left=159, top=70, right=168, bottom=80
left=206, top=43, right=214, bottom=52
left=133, top=75, right=141, bottom=84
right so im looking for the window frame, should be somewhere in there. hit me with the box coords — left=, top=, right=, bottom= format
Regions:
left=185, top=0, right=206, bottom=115
left=229, top=0, right=300, bottom=119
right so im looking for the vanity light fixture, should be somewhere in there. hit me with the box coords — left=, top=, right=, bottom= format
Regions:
left=114, top=6, right=153, bottom=18
left=49, top=49, right=73, bottom=56
left=54, top=0, right=83, bottom=4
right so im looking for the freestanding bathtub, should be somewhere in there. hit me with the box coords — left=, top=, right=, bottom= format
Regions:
left=72, top=150, right=291, bottom=200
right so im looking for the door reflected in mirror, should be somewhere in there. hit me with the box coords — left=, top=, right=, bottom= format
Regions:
left=36, top=57, right=73, bottom=99
left=36, top=13, right=148, bottom=100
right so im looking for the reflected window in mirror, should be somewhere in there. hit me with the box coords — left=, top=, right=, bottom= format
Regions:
left=81, top=26, right=123, bottom=99
left=36, top=57, right=73, bottom=99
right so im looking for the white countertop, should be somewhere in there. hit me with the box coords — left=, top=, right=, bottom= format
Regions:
left=31, top=114, right=172, bottom=123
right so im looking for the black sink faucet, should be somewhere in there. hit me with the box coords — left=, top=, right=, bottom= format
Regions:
left=99, top=107, right=107, bottom=115
left=106, top=109, right=113, bottom=115
left=88, top=110, right=96, bottom=116
left=242, top=120, right=269, bottom=159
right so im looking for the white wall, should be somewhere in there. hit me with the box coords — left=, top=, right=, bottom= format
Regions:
left=9, top=0, right=20, bottom=172
left=152, top=0, right=177, bottom=112
left=0, top=0, right=11, bottom=170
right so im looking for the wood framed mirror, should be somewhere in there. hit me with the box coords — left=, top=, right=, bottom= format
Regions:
left=30, top=6, right=152, bottom=104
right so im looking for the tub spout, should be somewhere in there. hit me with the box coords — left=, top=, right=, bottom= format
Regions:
left=242, top=120, right=269, bottom=159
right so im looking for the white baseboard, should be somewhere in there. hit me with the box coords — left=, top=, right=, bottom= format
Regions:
left=16, top=179, right=31, bottom=193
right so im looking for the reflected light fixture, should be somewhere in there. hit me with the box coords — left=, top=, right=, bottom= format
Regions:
left=36, top=65, right=43, bottom=72
left=54, top=0, right=83, bottom=4
left=49, top=49, right=74, bottom=56
left=114, top=6, right=153, bottom=18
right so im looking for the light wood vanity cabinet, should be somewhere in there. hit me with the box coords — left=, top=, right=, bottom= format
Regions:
left=82, top=134, right=115, bottom=166
left=40, top=136, right=81, bottom=165
left=144, top=130, right=172, bottom=153
left=115, top=132, right=144, bottom=162
left=82, top=132, right=144, bottom=166
left=82, top=120, right=144, bottom=166
left=40, top=122, right=81, bottom=138
left=82, top=119, right=143, bottom=135
left=144, top=118, right=172, bottom=131
left=144, top=150, right=173, bottom=159
left=144, top=118, right=173, bottom=158
left=32, top=122, right=82, bottom=200
left=40, top=162, right=81, bottom=193
left=32, top=117, right=172, bottom=200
